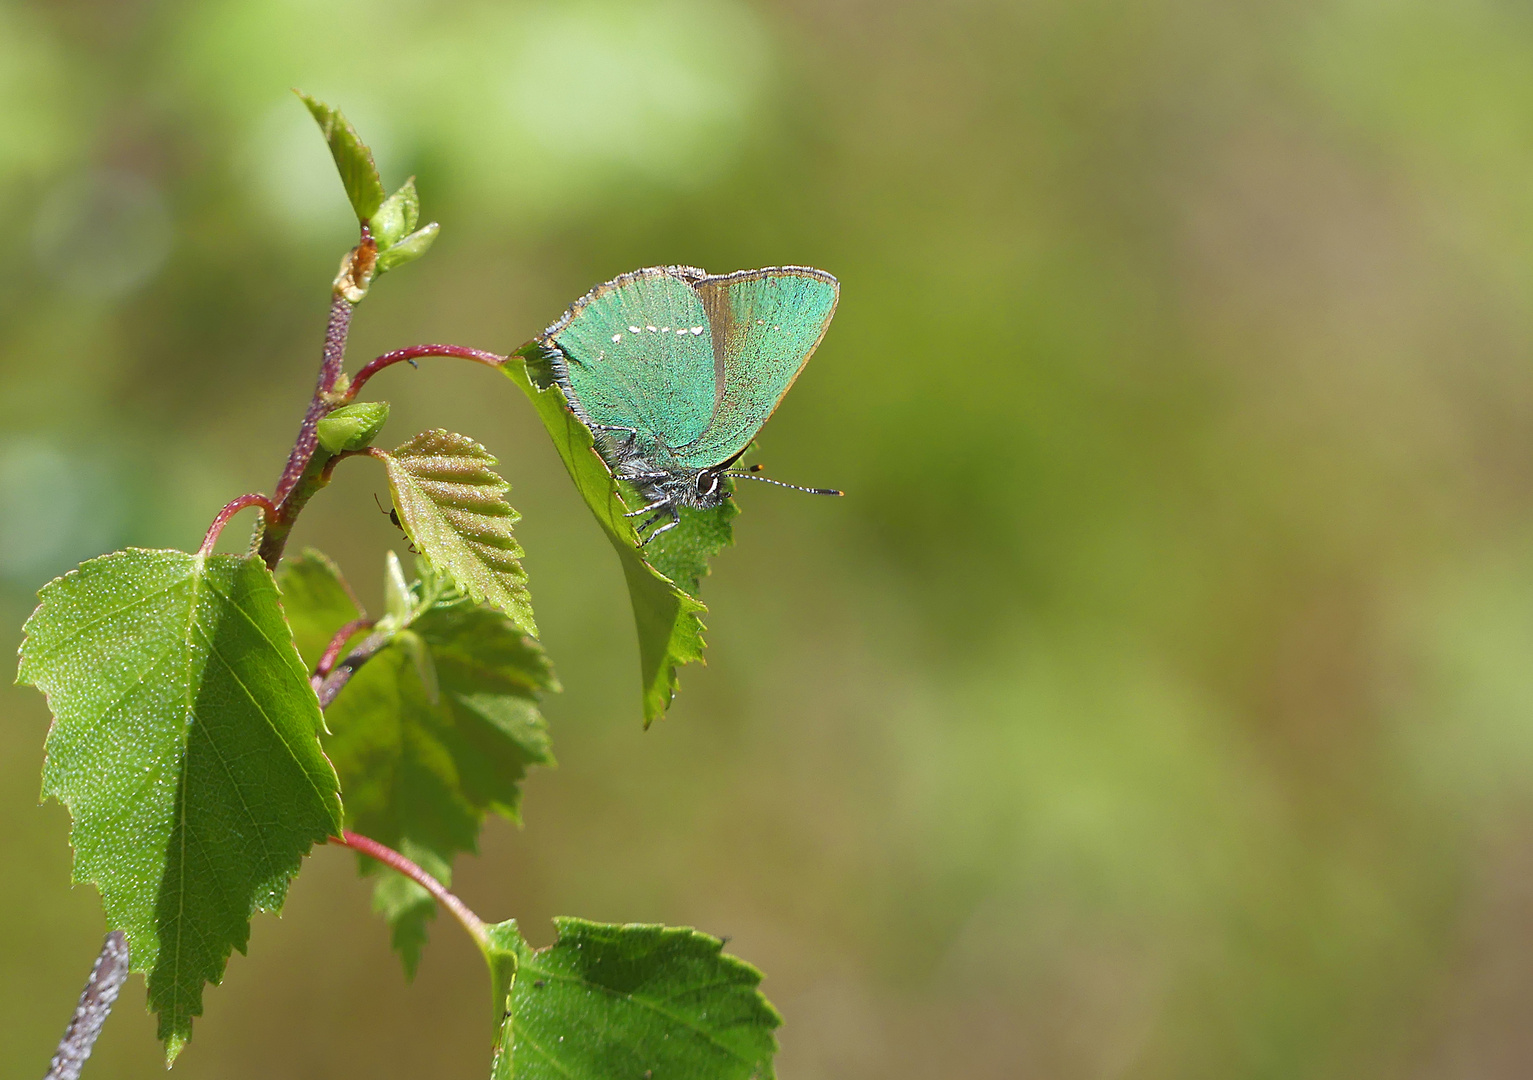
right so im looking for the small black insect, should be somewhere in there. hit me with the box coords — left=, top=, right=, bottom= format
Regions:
left=374, top=493, right=418, bottom=553
left=533, top=979, right=546, bottom=989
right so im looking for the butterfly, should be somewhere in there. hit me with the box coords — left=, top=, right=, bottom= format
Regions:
left=534, top=264, right=842, bottom=543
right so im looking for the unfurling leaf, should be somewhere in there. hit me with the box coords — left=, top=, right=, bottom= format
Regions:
left=297, top=91, right=386, bottom=224
left=375, top=222, right=440, bottom=273
left=504, top=346, right=736, bottom=724
left=377, top=430, right=537, bottom=636
left=17, top=549, right=343, bottom=1061
left=316, top=400, right=390, bottom=453
left=371, top=177, right=420, bottom=249
left=281, top=554, right=557, bottom=978
left=498, top=918, right=780, bottom=1080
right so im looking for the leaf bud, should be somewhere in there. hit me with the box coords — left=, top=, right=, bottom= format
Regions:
left=316, top=400, right=391, bottom=453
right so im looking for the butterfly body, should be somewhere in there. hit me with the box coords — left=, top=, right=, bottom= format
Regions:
left=537, top=264, right=840, bottom=540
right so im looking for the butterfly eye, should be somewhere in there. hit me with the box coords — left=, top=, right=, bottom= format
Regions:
left=697, top=473, right=718, bottom=497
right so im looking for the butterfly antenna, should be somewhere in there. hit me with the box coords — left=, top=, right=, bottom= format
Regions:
left=726, top=471, right=842, bottom=496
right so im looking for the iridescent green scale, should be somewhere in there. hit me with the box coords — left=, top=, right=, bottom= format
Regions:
left=539, top=265, right=839, bottom=540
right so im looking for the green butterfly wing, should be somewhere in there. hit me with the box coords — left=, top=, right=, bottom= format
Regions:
left=543, top=267, right=718, bottom=452
left=677, top=266, right=839, bottom=469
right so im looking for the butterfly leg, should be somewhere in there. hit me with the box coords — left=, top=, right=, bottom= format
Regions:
left=594, top=424, right=640, bottom=451
left=623, top=496, right=671, bottom=518
left=637, top=505, right=681, bottom=546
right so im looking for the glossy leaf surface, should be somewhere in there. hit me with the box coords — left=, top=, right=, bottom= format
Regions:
left=17, top=549, right=343, bottom=1060
left=503, top=918, right=780, bottom=1080
left=375, top=222, right=440, bottom=273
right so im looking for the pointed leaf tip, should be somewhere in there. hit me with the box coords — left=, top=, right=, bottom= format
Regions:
left=316, top=400, right=390, bottom=453
left=296, top=90, right=386, bottom=224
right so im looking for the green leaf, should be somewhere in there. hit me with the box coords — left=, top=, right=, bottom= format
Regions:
left=321, top=563, right=556, bottom=977
left=503, top=346, right=737, bottom=724
left=378, top=430, right=538, bottom=637
left=371, top=177, right=420, bottom=249
left=383, top=549, right=414, bottom=626
left=17, top=549, right=343, bottom=1061
left=375, top=222, right=440, bottom=273
left=502, top=918, right=780, bottom=1080
left=485, top=920, right=522, bottom=1080
left=316, top=400, right=390, bottom=453
left=297, top=91, right=386, bottom=223
left=276, top=548, right=366, bottom=670
left=645, top=497, right=739, bottom=598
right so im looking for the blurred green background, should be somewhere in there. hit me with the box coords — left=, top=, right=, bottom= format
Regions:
left=5, top=0, right=1533, bottom=1076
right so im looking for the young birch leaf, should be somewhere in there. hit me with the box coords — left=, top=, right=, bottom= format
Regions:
left=16, top=549, right=343, bottom=1061
left=503, top=347, right=722, bottom=725
left=378, top=430, right=537, bottom=637
left=370, top=177, right=420, bottom=249
left=321, top=577, right=556, bottom=978
left=504, top=918, right=781, bottom=1080
left=375, top=222, right=440, bottom=273
left=276, top=547, right=365, bottom=669
left=297, top=91, right=385, bottom=223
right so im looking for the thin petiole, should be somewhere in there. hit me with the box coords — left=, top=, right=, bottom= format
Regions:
left=199, top=494, right=277, bottom=556
left=347, top=344, right=507, bottom=400
left=331, top=831, right=487, bottom=947
left=312, top=618, right=375, bottom=690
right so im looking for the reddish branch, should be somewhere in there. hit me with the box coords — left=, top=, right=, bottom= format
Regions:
left=346, top=344, right=506, bottom=400
left=80, top=222, right=522, bottom=1080
left=275, top=294, right=355, bottom=505
left=253, top=293, right=357, bottom=570
left=311, top=618, right=375, bottom=690
left=314, top=627, right=395, bottom=709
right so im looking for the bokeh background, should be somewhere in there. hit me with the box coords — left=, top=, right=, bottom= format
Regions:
left=5, top=0, right=1533, bottom=1076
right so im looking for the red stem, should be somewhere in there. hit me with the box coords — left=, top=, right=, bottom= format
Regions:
left=332, top=831, right=487, bottom=944
left=275, top=295, right=355, bottom=505
left=314, top=626, right=393, bottom=709
left=312, top=618, right=375, bottom=689
left=347, top=344, right=506, bottom=400
left=199, top=494, right=277, bottom=556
